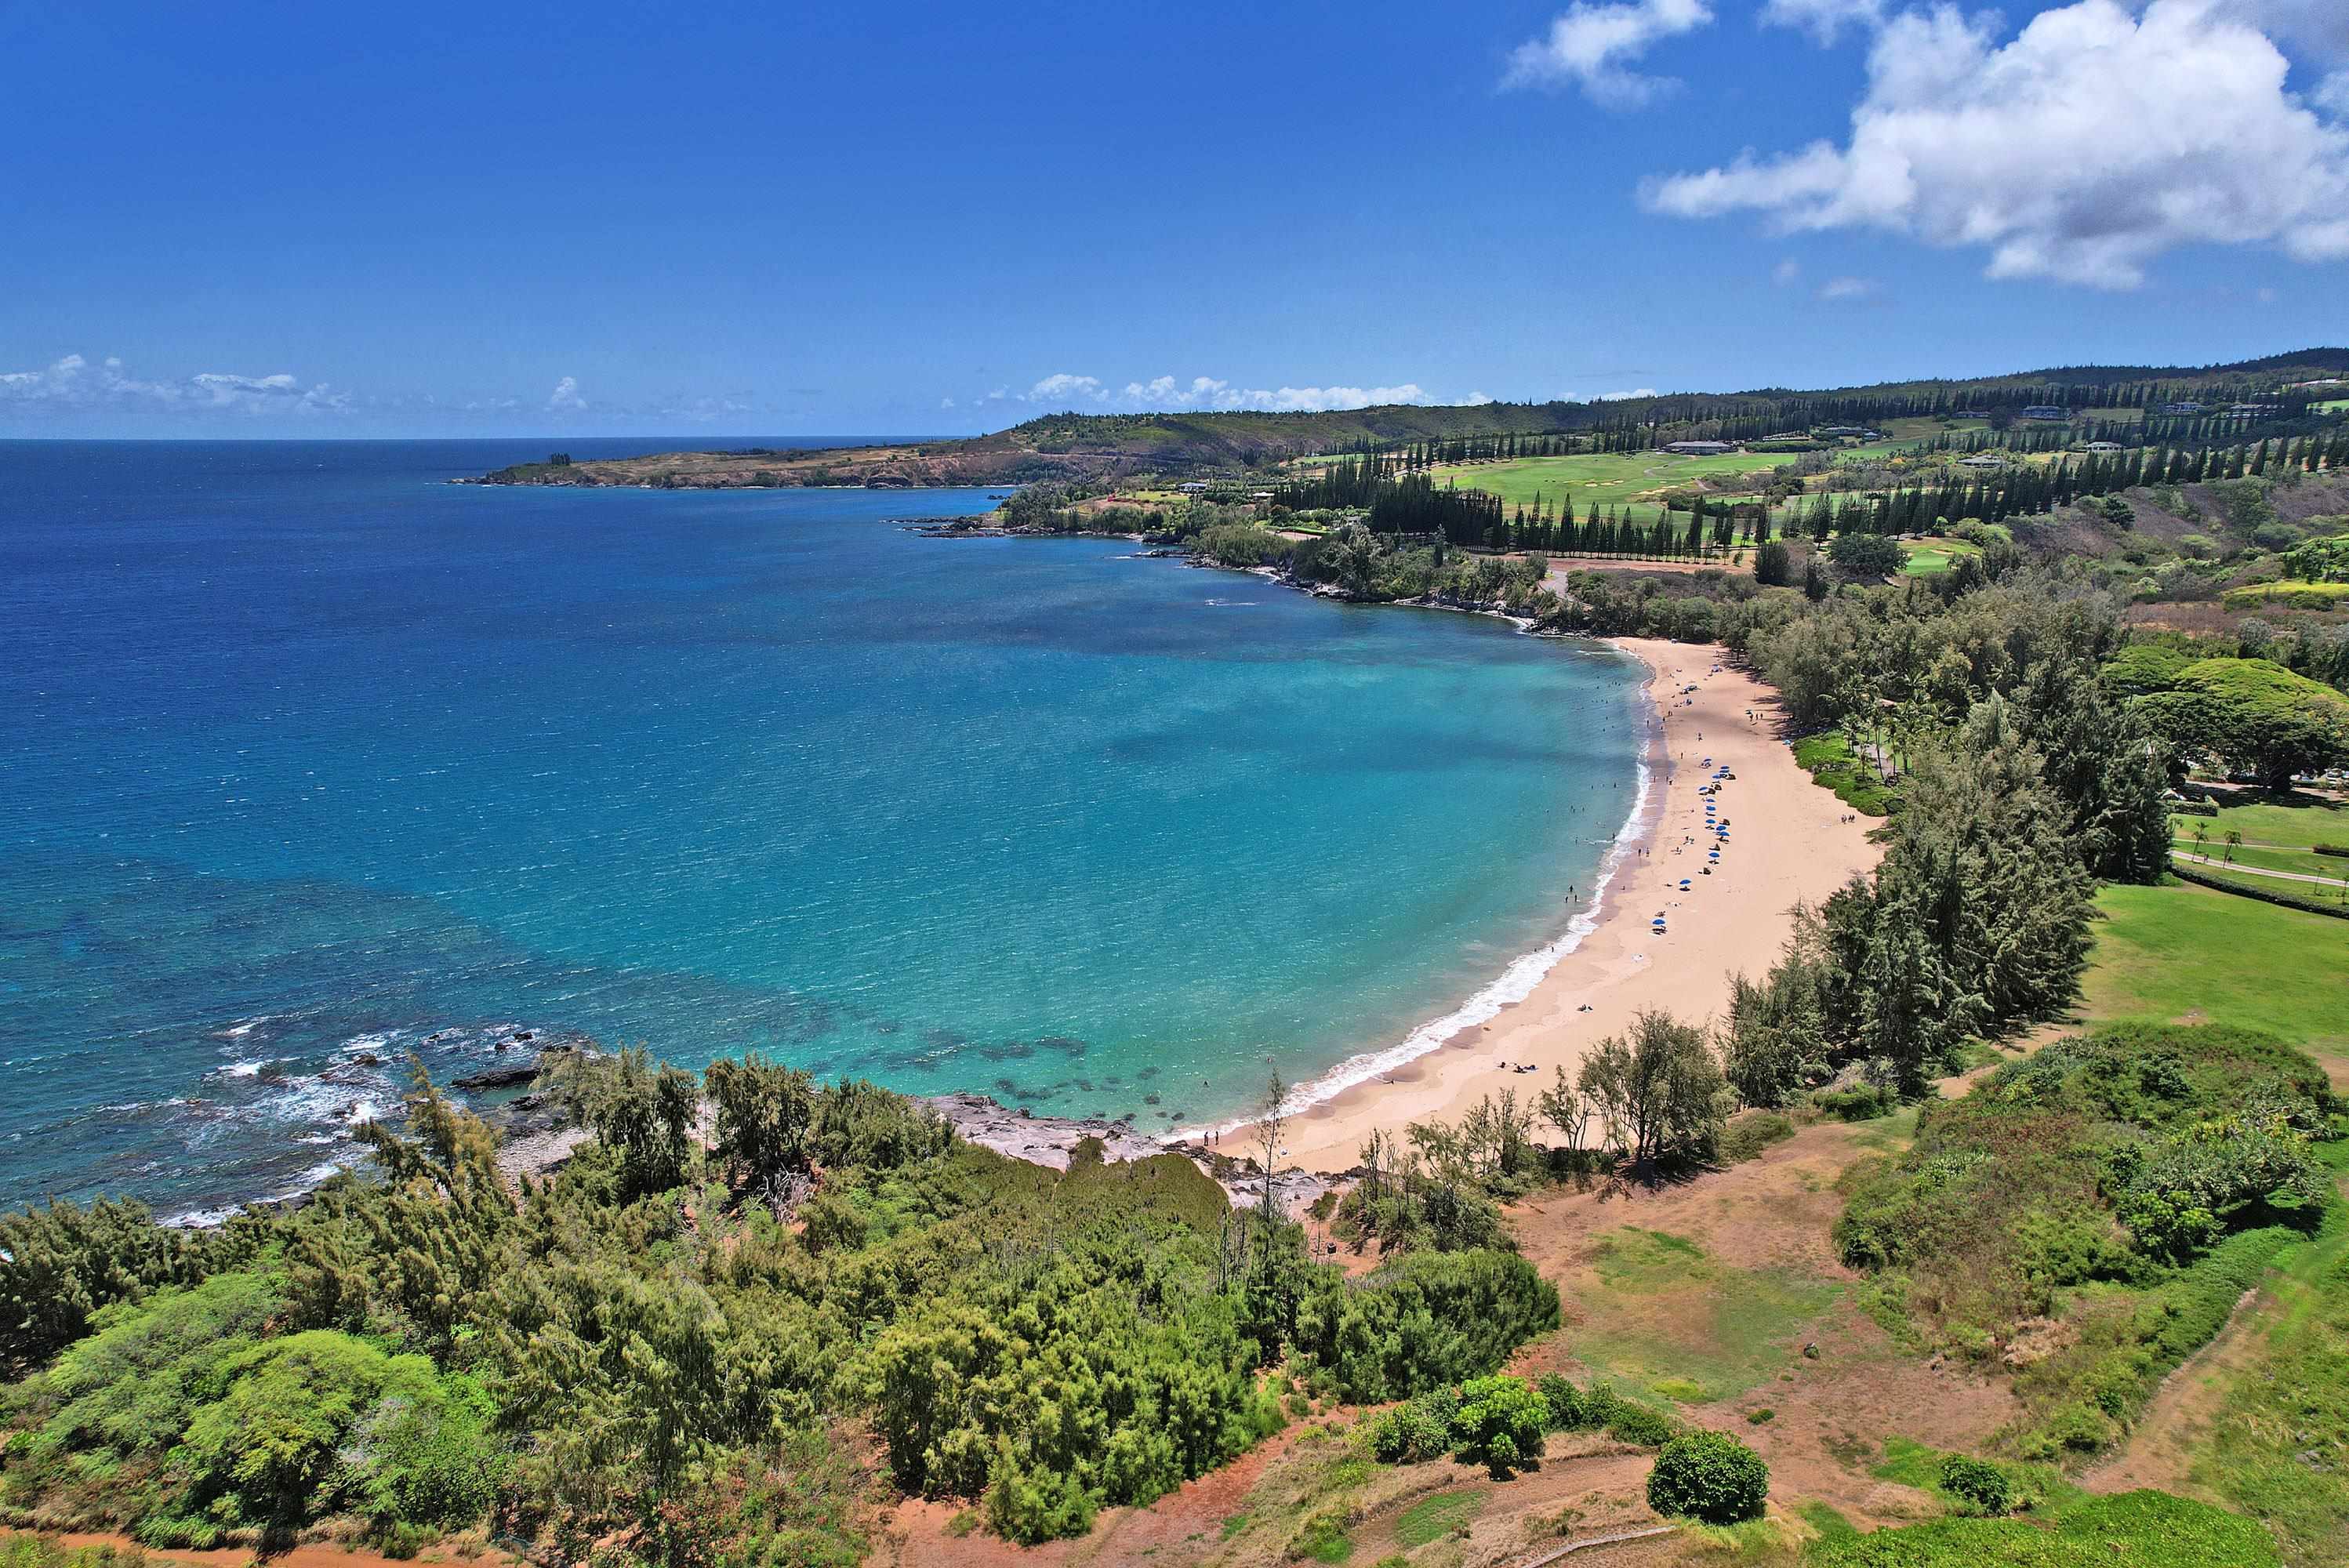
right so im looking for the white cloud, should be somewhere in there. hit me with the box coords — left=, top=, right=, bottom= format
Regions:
left=1642, top=0, right=2349, bottom=287
left=1029, top=372, right=1106, bottom=403
left=1593, top=387, right=1659, bottom=401
left=0, top=352, right=346, bottom=415
left=1016, top=372, right=1434, bottom=414
left=1762, top=0, right=1886, bottom=44
left=1502, top=0, right=1715, bottom=108
left=547, top=375, right=586, bottom=411
left=2319, top=70, right=2349, bottom=114
left=1772, top=257, right=1803, bottom=285
left=1817, top=274, right=1879, bottom=300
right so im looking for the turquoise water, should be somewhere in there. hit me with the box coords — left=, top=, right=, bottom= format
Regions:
left=0, top=441, right=1646, bottom=1215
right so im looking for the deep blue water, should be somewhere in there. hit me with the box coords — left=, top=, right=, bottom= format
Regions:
left=0, top=440, right=1645, bottom=1215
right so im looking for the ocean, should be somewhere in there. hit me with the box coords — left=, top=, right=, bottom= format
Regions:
left=0, top=439, right=1647, bottom=1217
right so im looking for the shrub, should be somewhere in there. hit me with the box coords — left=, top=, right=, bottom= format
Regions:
left=1645, top=1430, right=1769, bottom=1523
left=1447, top=1375, right=1550, bottom=1475
left=1815, top=1085, right=1897, bottom=1122
left=1719, top=1112, right=1796, bottom=1164
left=1536, top=1373, right=1588, bottom=1431
left=1938, top=1454, right=2013, bottom=1515
left=1603, top=1398, right=1679, bottom=1447
left=1365, top=1396, right=1451, bottom=1465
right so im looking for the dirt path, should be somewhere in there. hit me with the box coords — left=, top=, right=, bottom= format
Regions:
left=2079, top=1287, right=2267, bottom=1499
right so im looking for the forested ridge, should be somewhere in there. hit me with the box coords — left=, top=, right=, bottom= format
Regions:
left=470, top=348, right=2349, bottom=488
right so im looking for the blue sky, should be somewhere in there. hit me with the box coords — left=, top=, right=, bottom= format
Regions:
left=3, top=0, right=2344, bottom=437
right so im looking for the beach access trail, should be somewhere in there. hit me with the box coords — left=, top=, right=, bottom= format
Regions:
left=1280, top=637, right=1882, bottom=1173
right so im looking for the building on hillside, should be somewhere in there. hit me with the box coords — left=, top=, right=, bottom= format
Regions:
left=1663, top=440, right=1737, bottom=456
left=2228, top=403, right=2274, bottom=416
left=1958, top=453, right=2008, bottom=469
left=1178, top=481, right=1209, bottom=493
left=2082, top=441, right=2124, bottom=452
left=1953, top=408, right=1992, bottom=419
left=1814, top=425, right=1870, bottom=437
left=2160, top=401, right=2206, bottom=415
left=2020, top=405, right=2070, bottom=421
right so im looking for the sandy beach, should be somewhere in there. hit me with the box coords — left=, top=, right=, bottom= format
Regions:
left=1271, top=636, right=1882, bottom=1174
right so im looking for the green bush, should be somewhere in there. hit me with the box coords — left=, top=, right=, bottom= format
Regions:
left=1937, top=1454, right=2013, bottom=1515
left=1445, top=1374, right=1549, bottom=1475
left=1719, top=1111, right=1796, bottom=1163
left=1535, top=1372, right=1588, bottom=1431
left=1312, top=1248, right=1560, bottom=1403
left=1816, top=1085, right=1898, bottom=1122
left=1364, top=1395, right=1452, bottom=1465
left=1602, top=1397, right=1679, bottom=1448
left=1645, top=1430, right=1768, bottom=1523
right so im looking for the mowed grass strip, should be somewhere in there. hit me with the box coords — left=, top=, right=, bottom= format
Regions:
left=2170, top=797, right=2349, bottom=849
left=1394, top=1489, right=1485, bottom=1548
left=2084, top=880, right=2349, bottom=1062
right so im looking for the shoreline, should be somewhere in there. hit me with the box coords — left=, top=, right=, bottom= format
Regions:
left=1241, top=635, right=1882, bottom=1176
left=1166, top=644, right=1656, bottom=1149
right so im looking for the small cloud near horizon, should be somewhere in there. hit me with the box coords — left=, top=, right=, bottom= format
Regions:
left=1013, top=372, right=1435, bottom=414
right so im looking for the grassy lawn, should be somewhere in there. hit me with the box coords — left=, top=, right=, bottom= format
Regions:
left=1899, top=535, right=1984, bottom=577
left=2083, top=880, right=2349, bottom=1062
left=2171, top=797, right=2349, bottom=848
left=2180, top=840, right=2349, bottom=881
left=1565, top=1227, right=1843, bottom=1406
left=1393, top=1489, right=1484, bottom=1548
left=1426, top=449, right=1785, bottom=522
left=1793, top=732, right=1898, bottom=815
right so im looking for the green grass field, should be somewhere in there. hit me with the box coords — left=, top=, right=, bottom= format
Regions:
left=2179, top=840, right=2349, bottom=881
left=1425, top=450, right=1788, bottom=525
left=1566, top=1227, right=1843, bottom=1405
left=1393, top=1490, right=1484, bottom=1548
left=1898, top=536, right=1984, bottom=577
left=2171, top=797, right=2349, bottom=848
left=2083, top=880, right=2349, bottom=1062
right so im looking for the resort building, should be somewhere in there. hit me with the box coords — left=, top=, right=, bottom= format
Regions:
left=2020, top=405, right=2070, bottom=420
left=1663, top=440, right=1737, bottom=456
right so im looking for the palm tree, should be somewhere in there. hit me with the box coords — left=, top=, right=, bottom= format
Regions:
left=2191, top=822, right=2209, bottom=858
left=2223, top=829, right=2242, bottom=865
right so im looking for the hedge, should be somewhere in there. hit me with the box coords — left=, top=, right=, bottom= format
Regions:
left=2169, top=862, right=2349, bottom=920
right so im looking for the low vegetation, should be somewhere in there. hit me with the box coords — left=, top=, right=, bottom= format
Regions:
left=0, top=1062, right=1560, bottom=1561
left=1832, top=1023, right=2342, bottom=1460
